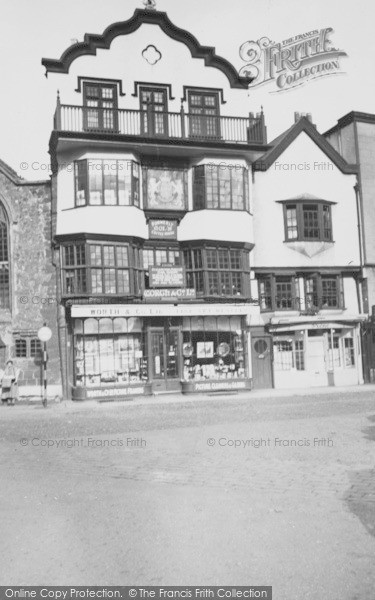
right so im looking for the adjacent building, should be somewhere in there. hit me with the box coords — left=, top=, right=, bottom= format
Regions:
left=324, top=111, right=375, bottom=381
left=251, top=115, right=365, bottom=388
left=0, top=159, right=61, bottom=398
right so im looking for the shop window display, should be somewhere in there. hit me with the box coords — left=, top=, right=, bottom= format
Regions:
left=74, top=317, right=148, bottom=387
left=182, top=316, right=247, bottom=381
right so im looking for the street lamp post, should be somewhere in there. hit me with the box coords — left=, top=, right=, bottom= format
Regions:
left=37, top=323, right=52, bottom=408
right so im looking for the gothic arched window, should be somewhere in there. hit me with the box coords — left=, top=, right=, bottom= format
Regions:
left=0, top=204, right=10, bottom=308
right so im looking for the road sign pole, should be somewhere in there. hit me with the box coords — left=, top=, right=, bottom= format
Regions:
left=43, top=341, right=47, bottom=408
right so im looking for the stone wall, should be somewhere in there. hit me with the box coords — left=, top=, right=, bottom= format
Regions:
left=0, top=160, right=61, bottom=396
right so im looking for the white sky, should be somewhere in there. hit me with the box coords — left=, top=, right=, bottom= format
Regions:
left=1, top=0, right=374, bottom=180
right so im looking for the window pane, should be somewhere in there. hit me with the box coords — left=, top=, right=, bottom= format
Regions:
left=116, top=246, right=129, bottom=267
left=30, top=338, right=42, bottom=358
left=117, top=270, right=130, bottom=294
left=321, top=277, right=338, bottom=307
left=328, top=336, right=341, bottom=368
left=64, top=246, right=75, bottom=266
left=275, top=277, right=293, bottom=309
left=88, top=160, right=103, bottom=205
left=15, top=339, right=27, bottom=358
left=232, top=170, right=245, bottom=210
left=91, top=269, right=103, bottom=294
left=230, top=249, right=241, bottom=270
left=90, top=245, right=102, bottom=266
left=206, top=249, right=217, bottom=269
left=232, top=272, right=242, bottom=295
left=103, top=160, right=117, bottom=205
left=118, top=160, right=131, bottom=205
left=218, top=168, right=231, bottom=209
left=323, top=205, right=332, bottom=240
left=75, top=161, right=87, bottom=206
left=208, top=272, right=219, bottom=294
left=286, top=205, right=298, bottom=239
left=274, top=340, right=293, bottom=370
left=303, top=204, right=319, bottom=239
left=206, top=168, right=218, bottom=209
left=76, top=245, right=86, bottom=266
left=103, top=246, right=115, bottom=266
left=104, top=269, right=116, bottom=293
left=218, top=249, right=229, bottom=269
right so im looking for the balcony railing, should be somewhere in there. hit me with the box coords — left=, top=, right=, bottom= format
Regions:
left=53, top=103, right=267, bottom=145
left=259, top=294, right=345, bottom=312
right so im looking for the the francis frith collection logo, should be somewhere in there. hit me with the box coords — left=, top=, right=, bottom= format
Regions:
left=239, top=27, right=347, bottom=92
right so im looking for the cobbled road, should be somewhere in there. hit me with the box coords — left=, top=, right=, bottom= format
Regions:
left=0, top=390, right=374, bottom=599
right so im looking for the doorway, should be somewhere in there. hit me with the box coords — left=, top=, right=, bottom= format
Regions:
left=149, top=326, right=181, bottom=392
left=251, top=335, right=273, bottom=389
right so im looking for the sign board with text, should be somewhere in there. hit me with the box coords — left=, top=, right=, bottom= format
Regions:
left=149, top=266, right=185, bottom=288
left=144, top=288, right=196, bottom=302
left=148, top=219, right=178, bottom=240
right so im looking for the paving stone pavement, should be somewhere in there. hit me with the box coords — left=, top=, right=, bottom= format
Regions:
left=0, top=390, right=374, bottom=598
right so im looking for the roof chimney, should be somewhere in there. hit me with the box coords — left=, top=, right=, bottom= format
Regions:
left=294, top=112, right=315, bottom=126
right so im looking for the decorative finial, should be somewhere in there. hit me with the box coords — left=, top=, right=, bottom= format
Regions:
left=143, top=0, right=157, bottom=9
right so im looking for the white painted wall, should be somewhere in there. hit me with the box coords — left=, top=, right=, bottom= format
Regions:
left=252, top=131, right=359, bottom=269
left=46, top=23, right=254, bottom=118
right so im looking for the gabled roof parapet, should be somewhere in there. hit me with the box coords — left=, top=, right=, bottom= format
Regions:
left=41, top=9, right=253, bottom=89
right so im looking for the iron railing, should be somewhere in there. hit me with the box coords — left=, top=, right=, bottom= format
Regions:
left=54, top=104, right=267, bottom=145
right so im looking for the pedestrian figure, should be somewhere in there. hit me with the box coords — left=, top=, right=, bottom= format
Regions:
left=1, top=360, right=19, bottom=406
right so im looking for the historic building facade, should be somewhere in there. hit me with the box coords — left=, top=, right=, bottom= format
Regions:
left=0, top=159, right=61, bottom=398
left=250, top=115, right=365, bottom=388
left=324, top=112, right=375, bottom=382
left=42, top=6, right=269, bottom=400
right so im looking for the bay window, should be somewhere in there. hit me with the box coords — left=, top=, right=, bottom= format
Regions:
left=61, top=242, right=142, bottom=296
left=74, top=159, right=140, bottom=207
left=282, top=200, right=334, bottom=241
left=193, top=165, right=249, bottom=211
left=184, top=246, right=250, bottom=298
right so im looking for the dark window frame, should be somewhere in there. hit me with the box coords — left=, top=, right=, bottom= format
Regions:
left=61, top=241, right=143, bottom=297
left=74, top=159, right=140, bottom=208
left=82, top=82, right=118, bottom=132
left=282, top=201, right=334, bottom=242
left=14, top=336, right=41, bottom=359
left=258, top=272, right=344, bottom=312
left=183, top=245, right=250, bottom=299
left=193, top=164, right=250, bottom=212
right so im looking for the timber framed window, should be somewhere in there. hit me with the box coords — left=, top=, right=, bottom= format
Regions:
left=74, top=160, right=140, bottom=207
left=193, top=165, right=249, bottom=211
left=282, top=201, right=333, bottom=241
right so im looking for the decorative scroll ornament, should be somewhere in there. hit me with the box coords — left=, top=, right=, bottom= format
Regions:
left=143, top=0, right=157, bottom=9
left=142, top=44, right=162, bottom=65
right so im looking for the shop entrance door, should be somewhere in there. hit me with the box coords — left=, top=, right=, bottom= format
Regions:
left=251, top=335, right=273, bottom=389
left=306, top=333, right=328, bottom=386
left=150, top=327, right=181, bottom=392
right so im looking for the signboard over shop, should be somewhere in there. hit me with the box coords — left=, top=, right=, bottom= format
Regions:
left=149, top=266, right=185, bottom=288
left=71, top=303, right=257, bottom=318
left=148, top=219, right=178, bottom=240
left=144, top=288, right=196, bottom=302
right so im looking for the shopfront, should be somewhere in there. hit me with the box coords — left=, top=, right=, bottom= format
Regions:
left=69, top=303, right=258, bottom=400
left=268, top=319, right=364, bottom=388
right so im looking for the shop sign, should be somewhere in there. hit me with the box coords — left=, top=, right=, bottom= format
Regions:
left=149, top=266, right=185, bottom=288
left=188, top=380, right=251, bottom=392
left=72, top=303, right=255, bottom=318
left=149, top=219, right=177, bottom=240
left=144, top=288, right=196, bottom=301
left=86, top=386, right=146, bottom=398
